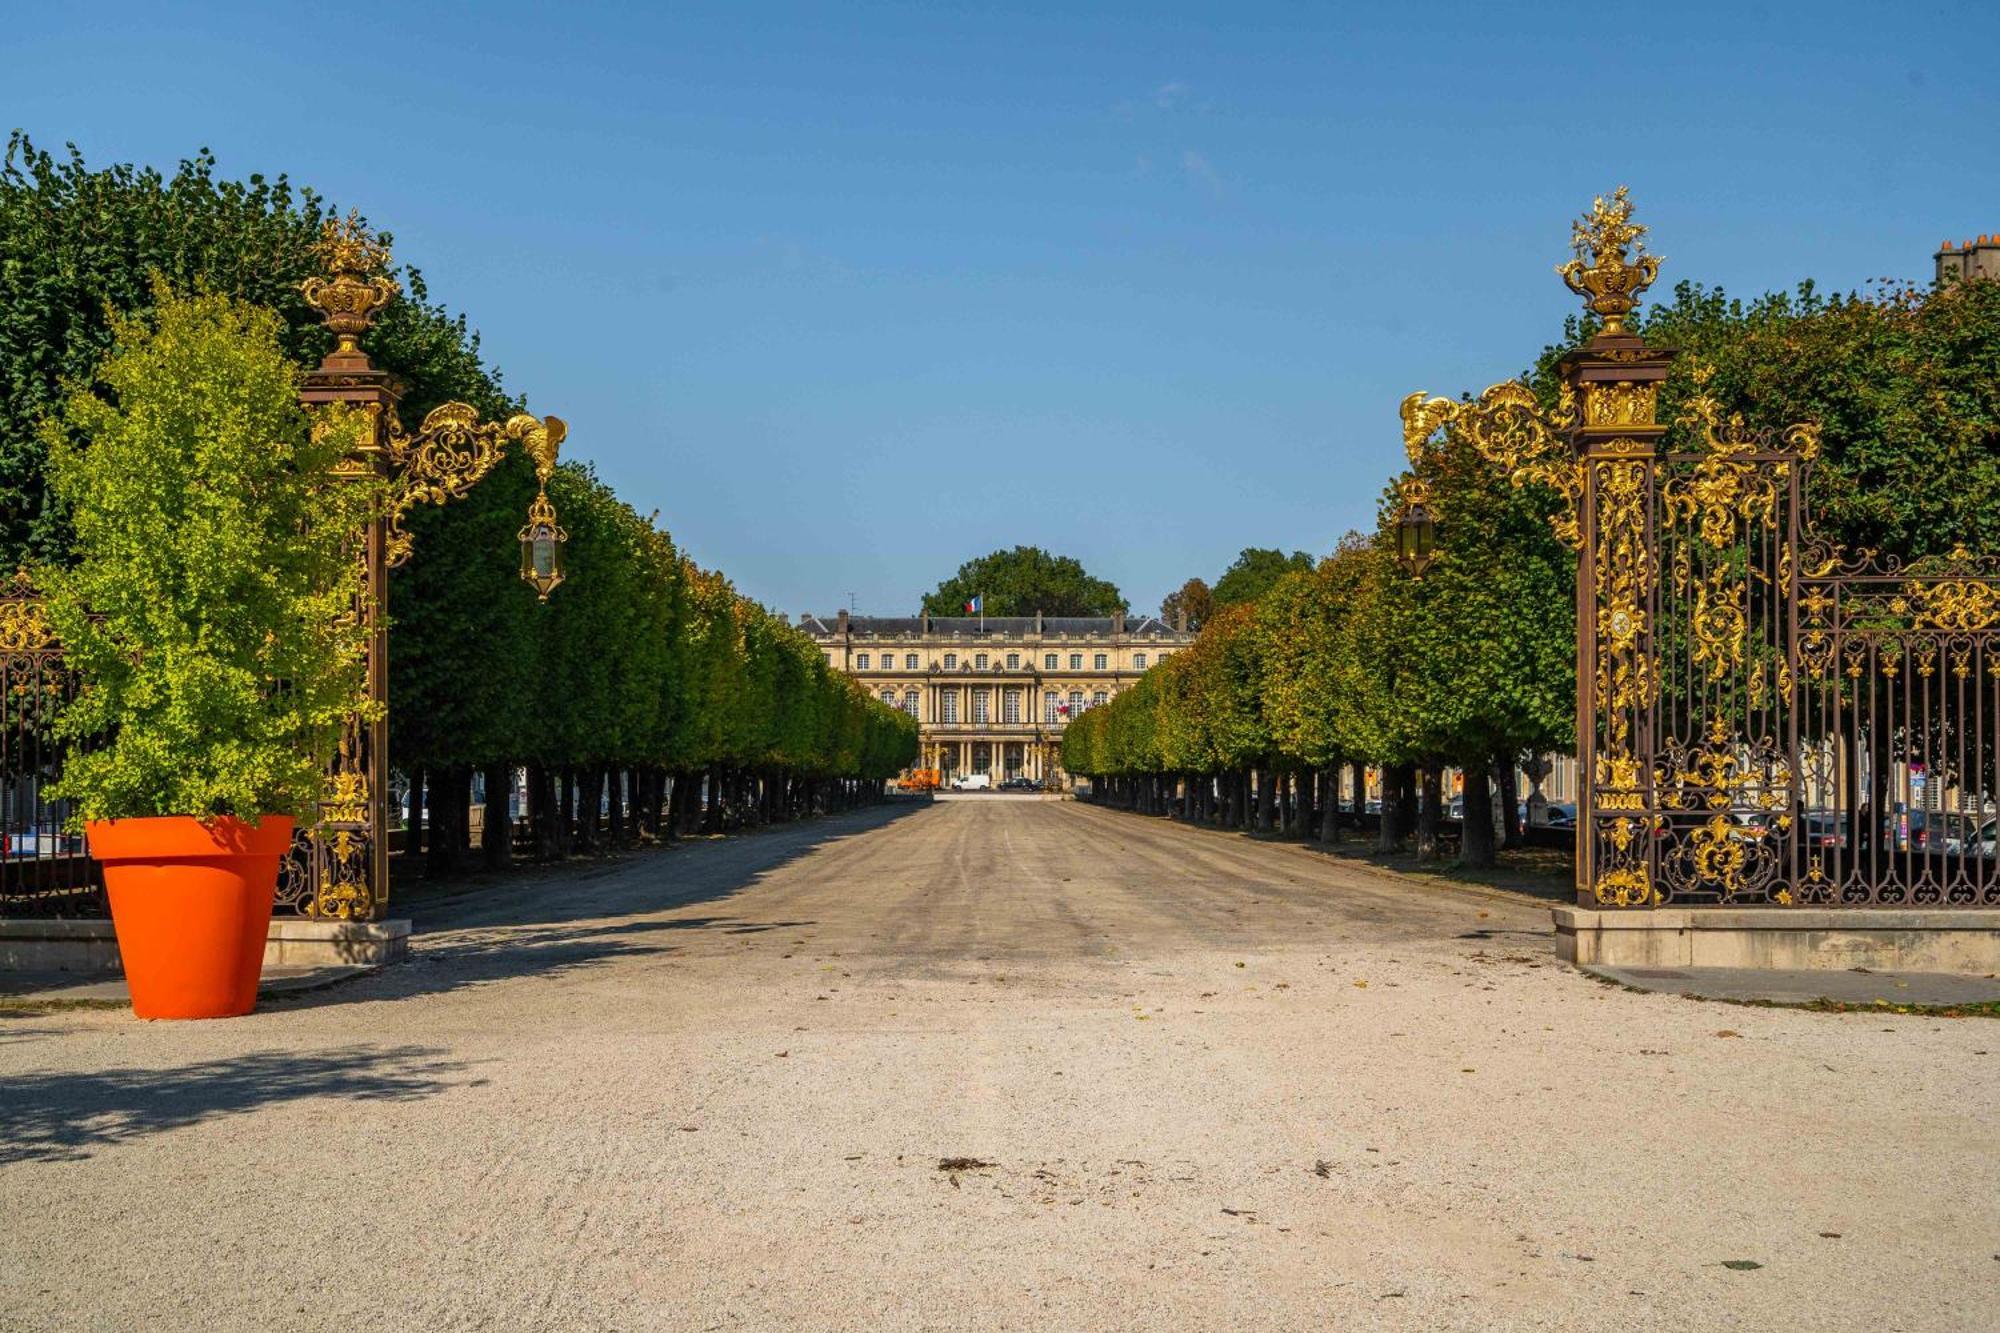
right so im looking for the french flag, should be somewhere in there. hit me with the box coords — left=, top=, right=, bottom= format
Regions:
left=964, top=595, right=982, bottom=614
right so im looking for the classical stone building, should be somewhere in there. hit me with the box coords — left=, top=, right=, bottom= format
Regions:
left=800, top=611, right=1196, bottom=784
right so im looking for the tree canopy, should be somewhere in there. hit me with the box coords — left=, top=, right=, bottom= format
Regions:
left=921, top=546, right=1126, bottom=617
left=1159, top=576, right=1213, bottom=631
left=1211, top=547, right=1313, bottom=606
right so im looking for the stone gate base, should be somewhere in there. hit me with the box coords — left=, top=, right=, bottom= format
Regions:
left=0, top=918, right=410, bottom=975
left=1554, top=906, right=2000, bottom=973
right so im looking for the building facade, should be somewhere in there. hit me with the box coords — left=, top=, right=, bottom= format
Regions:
left=800, top=611, right=1195, bottom=784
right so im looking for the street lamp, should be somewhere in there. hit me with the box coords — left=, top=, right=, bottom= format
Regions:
left=518, top=419, right=568, bottom=601
left=1394, top=478, right=1438, bottom=579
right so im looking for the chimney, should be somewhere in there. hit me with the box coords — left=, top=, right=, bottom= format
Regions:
left=921, top=612, right=931, bottom=635
left=1175, top=609, right=1187, bottom=633
left=1035, top=610, right=1043, bottom=634
left=1112, top=610, right=1126, bottom=637
left=836, top=609, right=849, bottom=637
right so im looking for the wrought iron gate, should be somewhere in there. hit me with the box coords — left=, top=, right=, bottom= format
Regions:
left=1404, top=189, right=2000, bottom=908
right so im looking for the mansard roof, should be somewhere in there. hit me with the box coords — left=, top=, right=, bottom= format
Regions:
left=798, top=611, right=1189, bottom=641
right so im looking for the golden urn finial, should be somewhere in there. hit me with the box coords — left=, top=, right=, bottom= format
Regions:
left=1556, top=186, right=1662, bottom=336
left=302, top=211, right=400, bottom=354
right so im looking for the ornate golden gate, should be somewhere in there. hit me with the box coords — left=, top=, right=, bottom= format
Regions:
left=0, top=217, right=569, bottom=923
left=1403, top=190, right=2000, bottom=908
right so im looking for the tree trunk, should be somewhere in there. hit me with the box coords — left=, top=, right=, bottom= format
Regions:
left=481, top=763, right=512, bottom=870
left=1495, top=753, right=1522, bottom=850
left=1376, top=763, right=1403, bottom=852
left=1416, top=764, right=1443, bottom=863
left=1460, top=760, right=1496, bottom=869
left=403, top=764, right=426, bottom=871
left=1319, top=767, right=1342, bottom=843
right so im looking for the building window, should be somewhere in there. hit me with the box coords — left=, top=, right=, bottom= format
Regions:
left=975, top=652, right=989, bottom=670
left=856, top=653, right=870, bottom=670
left=1006, top=652, right=1019, bottom=670
left=1093, top=690, right=1108, bottom=708
left=1003, top=688, right=1022, bottom=723
left=879, top=687, right=894, bottom=704
left=943, top=653, right=957, bottom=670
left=1069, top=653, right=1082, bottom=670
left=972, top=688, right=991, bottom=723
left=1157, top=650, right=1170, bottom=662
left=1094, top=653, right=1107, bottom=670
left=903, top=689, right=920, bottom=716
left=1068, top=689, right=1084, bottom=715
left=1044, top=690, right=1060, bottom=723
left=942, top=690, right=959, bottom=723
left=906, top=653, right=919, bottom=669
left=1134, top=653, right=1147, bottom=669
left=1044, top=653, right=1058, bottom=669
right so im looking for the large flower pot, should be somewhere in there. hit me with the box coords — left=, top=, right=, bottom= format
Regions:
left=87, top=815, right=295, bottom=1020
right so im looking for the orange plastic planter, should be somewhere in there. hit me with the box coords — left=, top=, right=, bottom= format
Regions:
left=87, top=815, right=295, bottom=1020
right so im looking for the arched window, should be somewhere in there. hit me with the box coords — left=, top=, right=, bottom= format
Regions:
left=1044, top=691, right=1060, bottom=723
left=903, top=689, right=920, bottom=716
left=1092, top=690, right=1108, bottom=708
left=1067, top=689, right=1084, bottom=715
left=879, top=688, right=895, bottom=705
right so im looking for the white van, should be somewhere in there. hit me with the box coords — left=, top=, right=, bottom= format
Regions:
left=951, top=773, right=992, bottom=791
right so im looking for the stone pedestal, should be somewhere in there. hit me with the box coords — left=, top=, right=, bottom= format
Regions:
left=1554, top=906, right=2000, bottom=973
left=0, top=917, right=410, bottom=974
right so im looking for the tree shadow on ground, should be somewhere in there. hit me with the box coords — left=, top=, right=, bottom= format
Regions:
left=405, top=800, right=931, bottom=935
left=270, top=804, right=936, bottom=1009
left=0, top=1044, right=477, bottom=1165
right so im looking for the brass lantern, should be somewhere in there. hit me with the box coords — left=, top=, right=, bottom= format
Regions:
left=518, top=415, right=568, bottom=601
left=1395, top=478, right=1437, bottom=579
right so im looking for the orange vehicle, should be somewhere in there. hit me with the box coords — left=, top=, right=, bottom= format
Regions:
left=899, top=768, right=941, bottom=792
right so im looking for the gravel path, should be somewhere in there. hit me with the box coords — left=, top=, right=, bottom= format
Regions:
left=2, top=799, right=1994, bottom=1331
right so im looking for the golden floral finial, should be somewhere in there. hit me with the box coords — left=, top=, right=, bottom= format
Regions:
left=302, top=211, right=400, bottom=354
left=1556, top=186, right=1663, bottom=336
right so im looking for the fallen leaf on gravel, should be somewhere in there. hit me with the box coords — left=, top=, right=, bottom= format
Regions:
left=1714, top=1030, right=1742, bottom=1038
left=1353, top=980, right=1368, bottom=989
left=1720, top=1259, right=1763, bottom=1271
left=938, top=1157, right=995, bottom=1172
left=1313, top=1160, right=1332, bottom=1179
left=775, top=1051, right=789, bottom=1058
left=1221, top=1208, right=1256, bottom=1220
left=1818, top=1232, right=1841, bottom=1239
left=1235, top=961, right=1246, bottom=968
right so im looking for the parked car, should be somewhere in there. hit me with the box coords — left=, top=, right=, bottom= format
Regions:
left=998, top=776, right=1037, bottom=792
left=2, top=830, right=85, bottom=858
left=1801, top=811, right=1846, bottom=850
left=1944, top=817, right=1996, bottom=858
left=1539, top=802, right=1576, bottom=829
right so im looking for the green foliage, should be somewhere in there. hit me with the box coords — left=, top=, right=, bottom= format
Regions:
left=1532, top=277, right=2000, bottom=559
left=922, top=546, right=1125, bottom=617
left=0, top=133, right=518, bottom=564
left=1211, top=547, right=1312, bottom=607
left=1159, top=576, right=1213, bottom=631
left=40, top=288, right=379, bottom=821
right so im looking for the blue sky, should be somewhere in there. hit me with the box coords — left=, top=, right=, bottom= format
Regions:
left=9, top=2, right=1996, bottom=618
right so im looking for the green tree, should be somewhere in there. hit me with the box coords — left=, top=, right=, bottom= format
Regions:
left=1531, top=276, right=2000, bottom=559
left=40, top=288, right=377, bottom=820
left=1211, top=547, right=1313, bottom=606
left=921, top=546, right=1125, bottom=617
left=1159, top=576, right=1214, bottom=631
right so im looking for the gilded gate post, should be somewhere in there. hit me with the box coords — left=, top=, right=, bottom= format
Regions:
left=291, top=215, right=569, bottom=920
left=1556, top=188, right=1675, bottom=906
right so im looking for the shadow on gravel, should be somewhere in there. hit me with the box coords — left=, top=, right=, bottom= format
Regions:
left=269, top=806, right=935, bottom=1010
left=406, top=800, right=931, bottom=935
left=0, top=1044, right=477, bottom=1164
